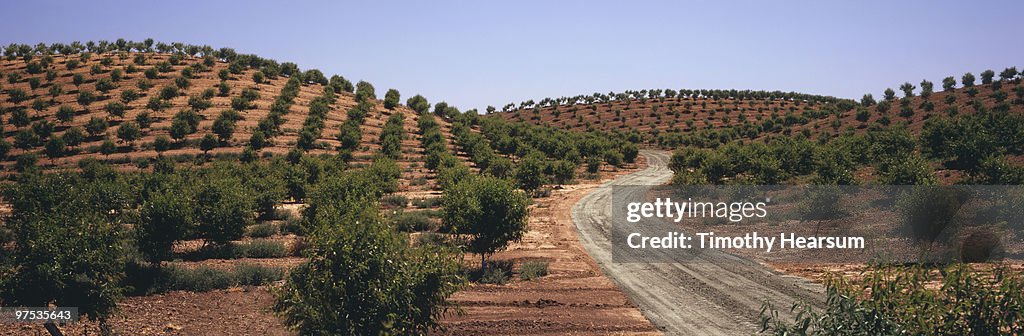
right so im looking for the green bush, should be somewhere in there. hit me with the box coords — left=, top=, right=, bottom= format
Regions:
left=159, top=266, right=235, bottom=292
left=586, top=156, right=601, bottom=174
left=193, top=178, right=255, bottom=245
left=242, top=239, right=287, bottom=258
left=514, top=153, right=548, bottom=193
left=355, top=80, right=376, bottom=102
left=412, top=197, right=442, bottom=208
left=182, top=243, right=244, bottom=260
left=897, top=187, right=966, bottom=242
left=274, top=189, right=464, bottom=334
left=0, top=173, right=130, bottom=323
left=407, top=94, right=430, bottom=114
left=247, top=223, right=278, bottom=238
left=233, top=263, right=285, bottom=286
left=390, top=210, right=435, bottom=232
left=138, top=189, right=194, bottom=263
left=155, top=263, right=284, bottom=293
left=337, top=120, right=362, bottom=150
left=382, top=194, right=408, bottom=208
left=621, top=143, right=639, bottom=163
left=878, top=154, right=935, bottom=185
left=281, top=215, right=303, bottom=235
left=760, top=264, right=1024, bottom=335
left=519, top=261, right=549, bottom=280
left=417, top=232, right=448, bottom=247
left=478, top=260, right=513, bottom=285
left=384, top=88, right=401, bottom=109
left=671, top=169, right=710, bottom=185
left=379, top=112, right=406, bottom=159
left=442, top=175, right=529, bottom=269
left=551, top=160, right=576, bottom=185
left=798, top=186, right=847, bottom=220
left=604, top=150, right=624, bottom=167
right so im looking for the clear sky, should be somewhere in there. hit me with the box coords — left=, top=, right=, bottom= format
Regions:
left=2, top=0, right=1022, bottom=111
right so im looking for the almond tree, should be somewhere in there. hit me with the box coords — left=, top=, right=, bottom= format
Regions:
left=1000, top=67, right=1018, bottom=82
left=980, top=70, right=995, bottom=84
left=962, top=72, right=975, bottom=87
left=384, top=89, right=401, bottom=109
left=860, top=94, right=876, bottom=106
left=355, top=80, right=376, bottom=102
left=899, top=82, right=916, bottom=97
left=441, top=174, right=529, bottom=270
left=941, top=76, right=956, bottom=91
left=919, top=80, right=933, bottom=98
left=116, top=121, right=142, bottom=147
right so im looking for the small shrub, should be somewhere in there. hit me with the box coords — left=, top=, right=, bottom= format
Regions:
left=759, top=264, right=1024, bottom=335
left=288, top=237, right=309, bottom=256
left=477, top=260, right=513, bottom=285
left=391, top=210, right=435, bottom=232
left=183, top=244, right=245, bottom=260
left=411, top=197, right=441, bottom=208
left=248, top=223, right=278, bottom=238
left=519, top=261, right=549, bottom=280
left=233, top=263, right=285, bottom=286
left=154, top=264, right=284, bottom=293
left=243, top=239, right=288, bottom=258
left=416, top=232, right=447, bottom=246
left=410, top=177, right=428, bottom=186
left=799, top=186, right=847, bottom=220
left=160, top=266, right=235, bottom=292
left=272, top=208, right=295, bottom=221
left=280, top=215, right=303, bottom=235
left=381, top=194, right=408, bottom=208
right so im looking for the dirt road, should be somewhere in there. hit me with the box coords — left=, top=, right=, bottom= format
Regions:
left=572, top=150, right=824, bottom=335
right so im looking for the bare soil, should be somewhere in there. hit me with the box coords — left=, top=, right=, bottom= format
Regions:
left=2, top=287, right=289, bottom=336
left=441, top=159, right=659, bottom=335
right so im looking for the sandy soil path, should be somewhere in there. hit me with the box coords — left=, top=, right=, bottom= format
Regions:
left=571, top=150, right=824, bottom=335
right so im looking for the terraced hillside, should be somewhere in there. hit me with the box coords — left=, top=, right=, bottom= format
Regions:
left=494, top=77, right=1024, bottom=150
left=793, top=74, right=1024, bottom=139
left=494, top=89, right=856, bottom=146
left=0, top=50, right=472, bottom=193
left=492, top=69, right=1024, bottom=187
left=0, top=42, right=643, bottom=335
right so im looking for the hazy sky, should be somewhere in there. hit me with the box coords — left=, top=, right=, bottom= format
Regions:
left=2, top=0, right=1022, bottom=111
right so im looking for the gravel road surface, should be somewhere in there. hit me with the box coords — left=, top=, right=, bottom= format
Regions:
left=571, top=150, right=824, bottom=335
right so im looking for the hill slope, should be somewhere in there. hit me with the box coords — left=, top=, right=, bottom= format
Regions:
left=492, top=78, right=1024, bottom=149
left=490, top=71, right=1024, bottom=184
left=0, top=51, right=471, bottom=193
left=493, top=89, right=856, bottom=145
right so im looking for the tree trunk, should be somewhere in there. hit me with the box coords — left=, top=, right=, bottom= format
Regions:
left=43, top=321, right=64, bottom=336
left=99, top=317, right=112, bottom=336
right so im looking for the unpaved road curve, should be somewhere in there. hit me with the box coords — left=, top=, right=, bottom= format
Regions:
left=572, top=150, right=824, bottom=335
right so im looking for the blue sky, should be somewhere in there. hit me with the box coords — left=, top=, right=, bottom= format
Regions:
left=2, top=0, right=1022, bottom=111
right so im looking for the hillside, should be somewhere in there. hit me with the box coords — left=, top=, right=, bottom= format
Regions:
left=795, top=75, right=1024, bottom=139
left=0, top=42, right=644, bottom=335
left=493, top=78, right=1024, bottom=150
left=492, top=70, right=1024, bottom=185
left=493, top=89, right=856, bottom=145
left=0, top=50, right=475, bottom=193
